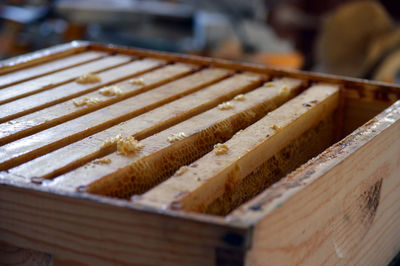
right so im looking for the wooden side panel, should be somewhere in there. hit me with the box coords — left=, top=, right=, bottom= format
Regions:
left=0, top=184, right=248, bottom=266
left=235, top=101, right=400, bottom=266
left=342, top=97, right=390, bottom=136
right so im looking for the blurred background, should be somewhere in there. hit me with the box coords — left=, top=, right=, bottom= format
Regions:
left=1, top=0, right=399, bottom=82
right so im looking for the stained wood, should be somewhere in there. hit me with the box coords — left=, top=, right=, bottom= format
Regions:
left=45, top=78, right=300, bottom=195
left=0, top=63, right=198, bottom=170
left=0, top=63, right=195, bottom=145
left=0, top=51, right=106, bottom=89
left=139, top=84, right=339, bottom=211
left=0, top=55, right=131, bottom=105
left=0, top=58, right=166, bottom=123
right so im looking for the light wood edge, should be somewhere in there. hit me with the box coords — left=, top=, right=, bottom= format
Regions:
left=0, top=51, right=108, bottom=90
left=0, top=176, right=232, bottom=228
left=228, top=99, right=400, bottom=226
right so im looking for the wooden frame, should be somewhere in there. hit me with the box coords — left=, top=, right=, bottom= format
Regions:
left=1, top=41, right=399, bottom=265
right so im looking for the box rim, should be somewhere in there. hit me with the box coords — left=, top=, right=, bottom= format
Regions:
left=1, top=41, right=400, bottom=229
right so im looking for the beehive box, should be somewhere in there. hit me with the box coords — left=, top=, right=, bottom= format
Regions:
left=0, top=41, right=399, bottom=265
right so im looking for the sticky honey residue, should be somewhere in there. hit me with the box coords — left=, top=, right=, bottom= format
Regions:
left=76, top=73, right=101, bottom=84
left=270, top=124, right=280, bottom=131
left=234, top=129, right=243, bottom=136
left=218, top=101, right=234, bottom=110
left=117, top=136, right=144, bottom=156
left=214, top=143, right=229, bottom=155
left=102, top=134, right=123, bottom=147
left=73, top=97, right=101, bottom=107
left=364, top=119, right=376, bottom=126
left=264, top=82, right=275, bottom=87
left=279, top=86, right=290, bottom=96
left=99, top=85, right=122, bottom=97
left=233, top=94, right=245, bottom=101
left=129, top=77, right=145, bottom=85
left=175, top=166, right=189, bottom=176
left=167, top=132, right=187, bottom=143
left=93, top=158, right=111, bottom=164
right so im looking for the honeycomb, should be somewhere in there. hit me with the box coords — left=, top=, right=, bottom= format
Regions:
left=102, top=134, right=123, bottom=148
left=167, top=132, right=187, bottom=143
left=116, top=136, right=144, bottom=156
left=129, top=78, right=145, bottom=85
left=75, top=73, right=101, bottom=84
left=73, top=97, right=102, bottom=107
left=93, top=158, right=111, bottom=164
left=86, top=97, right=289, bottom=198
left=175, top=165, right=189, bottom=176
left=217, top=101, right=234, bottom=110
left=214, top=143, right=229, bottom=155
left=99, top=85, right=123, bottom=97
left=233, top=94, right=245, bottom=101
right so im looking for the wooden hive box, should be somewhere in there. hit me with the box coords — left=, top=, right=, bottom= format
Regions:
left=0, top=41, right=399, bottom=265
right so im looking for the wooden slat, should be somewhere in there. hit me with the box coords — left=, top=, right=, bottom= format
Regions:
left=0, top=58, right=166, bottom=123
left=7, top=72, right=263, bottom=184
left=0, top=55, right=132, bottom=105
left=0, top=63, right=194, bottom=145
left=0, top=42, right=89, bottom=75
left=44, top=78, right=300, bottom=196
left=0, top=51, right=106, bottom=89
left=138, top=84, right=339, bottom=211
left=0, top=65, right=243, bottom=170
left=205, top=115, right=336, bottom=215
